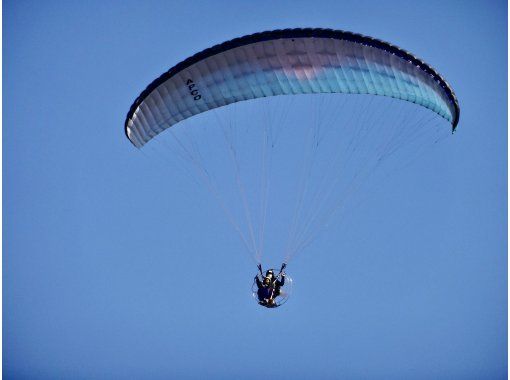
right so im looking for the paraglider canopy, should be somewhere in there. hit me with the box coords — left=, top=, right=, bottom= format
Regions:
left=125, top=28, right=459, bottom=148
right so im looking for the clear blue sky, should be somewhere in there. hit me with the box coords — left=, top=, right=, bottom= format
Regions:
left=4, top=0, right=507, bottom=379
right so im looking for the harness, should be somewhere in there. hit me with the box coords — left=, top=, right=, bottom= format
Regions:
left=257, top=263, right=286, bottom=306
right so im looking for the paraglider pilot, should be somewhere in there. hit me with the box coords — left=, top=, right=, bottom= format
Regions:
left=255, top=263, right=286, bottom=308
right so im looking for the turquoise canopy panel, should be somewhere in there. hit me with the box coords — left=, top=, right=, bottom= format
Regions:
left=125, top=28, right=459, bottom=147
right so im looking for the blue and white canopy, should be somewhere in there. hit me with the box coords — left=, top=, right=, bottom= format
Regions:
left=125, top=28, right=459, bottom=147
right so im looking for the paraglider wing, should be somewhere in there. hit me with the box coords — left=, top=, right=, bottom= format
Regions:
left=125, top=28, right=459, bottom=147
